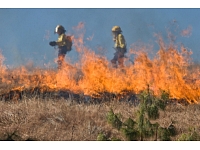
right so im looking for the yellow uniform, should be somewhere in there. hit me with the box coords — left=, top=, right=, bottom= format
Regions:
left=114, top=33, right=126, bottom=49
left=49, top=25, right=72, bottom=70
left=56, top=33, right=67, bottom=47
left=111, top=31, right=127, bottom=68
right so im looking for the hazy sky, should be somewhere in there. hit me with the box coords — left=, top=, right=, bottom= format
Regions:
left=0, top=7, right=200, bottom=68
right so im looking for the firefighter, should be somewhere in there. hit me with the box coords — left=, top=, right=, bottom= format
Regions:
left=111, top=26, right=127, bottom=68
left=49, top=25, right=72, bottom=70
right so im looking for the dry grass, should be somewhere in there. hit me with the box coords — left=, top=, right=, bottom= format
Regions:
left=0, top=95, right=199, bottom=141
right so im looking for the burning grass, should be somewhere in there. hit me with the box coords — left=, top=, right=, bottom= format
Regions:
left=1, top=45, right=200, bottom=104
left=1, top=23, right=200, bottom=104
left=0, top=22, right=200, bottom=140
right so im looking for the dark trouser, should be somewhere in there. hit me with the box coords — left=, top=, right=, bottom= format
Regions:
left=111, top=49, right=125, bottom=68
left=57, top=46, right=68, bottom=70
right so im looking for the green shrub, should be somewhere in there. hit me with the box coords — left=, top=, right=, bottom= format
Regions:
left=123, top=118, right=136, bottom=128
left=178, top=130, right=200, bottom=141
left=161, top=90, right=170, bottom=101
left=100, top=88, right=176, bottom=141
left=121, top=127, right=139, bottom=141
left=106, top=109, right=122, bottom=131
left=147, top=105, right=159, bottom=120
left=155, top=99, right=167, bottom=110
left=158, top=127, right=171, bottom=141
left=97, top=133, right=108, bottom=141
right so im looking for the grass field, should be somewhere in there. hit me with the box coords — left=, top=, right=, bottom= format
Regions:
left=0, top=93, right=199, bottom=141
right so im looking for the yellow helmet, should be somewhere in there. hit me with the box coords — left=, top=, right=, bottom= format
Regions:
left=112, top=26, right=122, bottom=32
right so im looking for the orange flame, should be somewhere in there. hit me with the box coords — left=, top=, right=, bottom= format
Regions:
left=0, top=23, right=200, bottom=104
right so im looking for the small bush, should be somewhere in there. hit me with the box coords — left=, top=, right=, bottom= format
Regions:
left=121, top=128, right=139, bottom=141
left=106, top=109, right=122, bottom=130
left=97, top=133, right=108, bottom=141
left=155, top=99, right=167, bottom=110
left=178, top=130, right=200, bottom=141
left=123, top=118, right=136, bottom=128
left=101, top=88, right=177, bottom=141
left=161, top=90, right=170, bottom=101
left=147, top=105, right=159, bottom=120
left=158, top=127, right=171, bottom=141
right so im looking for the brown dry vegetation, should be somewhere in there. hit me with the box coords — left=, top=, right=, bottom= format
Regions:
left=0, top=95, right=199, bottom=141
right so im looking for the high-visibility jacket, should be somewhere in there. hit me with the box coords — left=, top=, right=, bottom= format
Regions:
left=114, top=33, right=126, bottom=49
left=56, top=33, right=67, bottom=47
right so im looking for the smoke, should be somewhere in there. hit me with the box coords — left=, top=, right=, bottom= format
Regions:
left=181, top=26, right=192, bottom=37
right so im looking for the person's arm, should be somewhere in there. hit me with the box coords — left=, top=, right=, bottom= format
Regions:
left=49, top=34, right=66, bottom=47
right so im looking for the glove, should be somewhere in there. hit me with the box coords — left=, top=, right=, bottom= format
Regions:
left=49, top=41, right=57, bottom=46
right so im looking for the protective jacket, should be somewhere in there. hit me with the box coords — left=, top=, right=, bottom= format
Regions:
left=56, top=33, right=67, bottom=48
left=114, top=33, right=126, bottom=49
